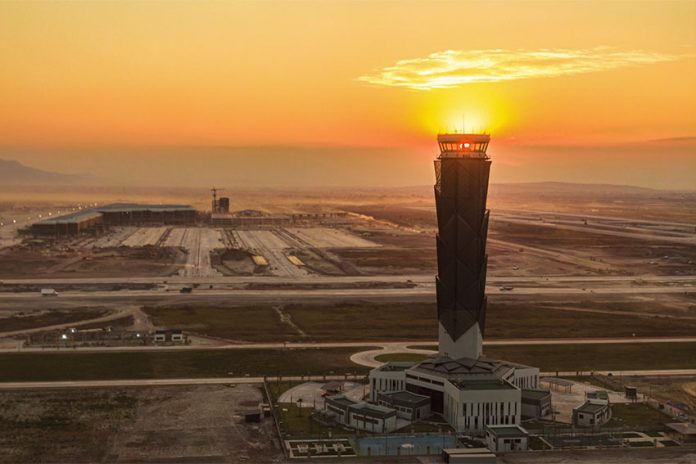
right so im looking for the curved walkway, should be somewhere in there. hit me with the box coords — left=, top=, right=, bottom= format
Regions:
left=349, top=343, right=435, bottom=368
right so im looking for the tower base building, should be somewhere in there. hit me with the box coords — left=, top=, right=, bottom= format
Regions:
left=369, top=356, right=541, bottom=433
left=369, top=133, right=549, bottom=434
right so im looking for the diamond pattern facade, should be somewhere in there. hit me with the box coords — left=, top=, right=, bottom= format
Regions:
left=434, top=154, right=491, bottom=342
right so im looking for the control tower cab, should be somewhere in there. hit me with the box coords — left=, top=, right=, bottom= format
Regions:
left=437, top=133, right=490, bottom=158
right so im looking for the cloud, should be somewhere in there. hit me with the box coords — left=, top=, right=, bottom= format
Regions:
left=358, top=47, right=678, bottom=90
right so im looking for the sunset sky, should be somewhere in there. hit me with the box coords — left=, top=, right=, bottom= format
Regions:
left=1, top=1, right=695, bottom=189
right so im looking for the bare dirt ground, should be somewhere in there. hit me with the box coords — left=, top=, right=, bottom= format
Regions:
left=616, top=375, right=696, bottom=413
left=0, top=244, right=186, bottom=278
left=542, top=377, right=631, bottom=423
left=211, top=248, right=259, bottom=275
left=0, top=384, right=283, bottom=463
left=498, top=448, right=696, bottom=464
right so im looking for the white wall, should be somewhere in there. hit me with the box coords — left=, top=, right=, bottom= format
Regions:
left=444, top=382, right=521, bottom=433
left=369, top=369, right=407, bottom=401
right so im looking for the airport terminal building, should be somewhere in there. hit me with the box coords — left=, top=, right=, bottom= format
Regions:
left=31, top=203, right=196, bottom=236
left=369, top=134, right=550, bottom=434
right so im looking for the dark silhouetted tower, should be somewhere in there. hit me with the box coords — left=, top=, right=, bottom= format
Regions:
left=218, top=197, right=230, bottom=214
left=434, top=133, right=491, bottom=360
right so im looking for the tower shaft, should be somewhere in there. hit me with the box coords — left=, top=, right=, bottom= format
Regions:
left=434, top=134, right=491, bottom=360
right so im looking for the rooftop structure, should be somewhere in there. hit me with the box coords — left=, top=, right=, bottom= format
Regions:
left=348, top=402, right=396, bottom=419
left=373, top=362, right=414, bottom=372
left=378, top=390, right=430, bottom=406
left=522, top=389, right=553, bottom=401
left=485, top=424, right=529, bottom=438
left=97, top=203, right=194, bottom=213
left=325, top=394, right=357, bottom=409
left=437, top=133, right=490, bottom=158
left=411, top=355, right=518, bottom=378
left=485, top=424, right=529, bottom=453
left=572, top=399, right=611, bottom=427
left=33, top=210, right=103, bottom=225
left=665, top=422, right=696, bottom=444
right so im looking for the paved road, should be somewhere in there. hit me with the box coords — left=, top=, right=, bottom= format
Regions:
left=1, top=369, right=695, bottom=391
left=2, top=337, right=694, bottom=354
left=0, top=281, right=692, bottom=304
left=3, top=274, right=696, bottom=285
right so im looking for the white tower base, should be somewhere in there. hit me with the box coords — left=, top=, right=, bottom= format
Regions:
left=438, top=323, right=482, bottom=360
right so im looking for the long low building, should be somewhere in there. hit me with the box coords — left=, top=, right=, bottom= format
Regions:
left=30, top=210, right=104, bottom=236
left=98, top=203, right=196, bottom=225
left=31, top=203, right=196, bottom=236
left=376, top=390, right=431, bottom=421
left=369, top=355, right=544, bottom=434
left=324, top=395, right=398, bottom=433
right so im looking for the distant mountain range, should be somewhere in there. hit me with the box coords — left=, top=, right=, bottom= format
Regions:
left=0, top=159, right=82, bottom=185
left=490, top=181, right=658, bottom=195
left=0, top=158, right=686, bottom=194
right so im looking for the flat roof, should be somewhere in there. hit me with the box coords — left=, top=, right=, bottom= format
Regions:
left=486, top=425, right=529, bottom=438
left=349, top=402, right=396, bottom=419
left=451, top=378, right=516, bottom=391
left=34, top=209, right=103, bottom=225
left=33, top=202, right=195, bottom=226
left=522, top=389, right=551, bottom=401
left=98, top=203, right=194, bottom=213
left=378, top=362, right=416, bottom=372
left=575, top=401, right=608, bottom=414
left=438, top=133, right=490, bottom=143
left=379, top=390, right=430, bottom=406
left=325, top=395, right=356, bottom=409
left=666, top=422, right=696, bottom=435
left=443, top=448, right=493, bottom=455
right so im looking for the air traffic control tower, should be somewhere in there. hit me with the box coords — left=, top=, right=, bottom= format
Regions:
left=367, top=133, right=548, bottom=433
left=434, top=133, right=491, bottom=360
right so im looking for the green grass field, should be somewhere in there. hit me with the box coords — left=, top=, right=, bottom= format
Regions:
left=0, top=347, right=373, bottom=382
left=0, top=342, right=694, bottom=382
left=374, top=353, right=428, bottom=363
left=607, top=403, right=672, bottom=429
left=487, top=342, right=696, bottom=372
left=0, top=308, right=109, bottom=333
left=143, top=305, right=300, bottom=341
left=285, top=302, right=433, bottom=340
left=390, top=342, right=696, bottom=372
left=141, top=301, right=696, bottom=342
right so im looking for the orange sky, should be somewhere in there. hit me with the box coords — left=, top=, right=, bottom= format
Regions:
left=0, top=1, right=695, bottom=188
